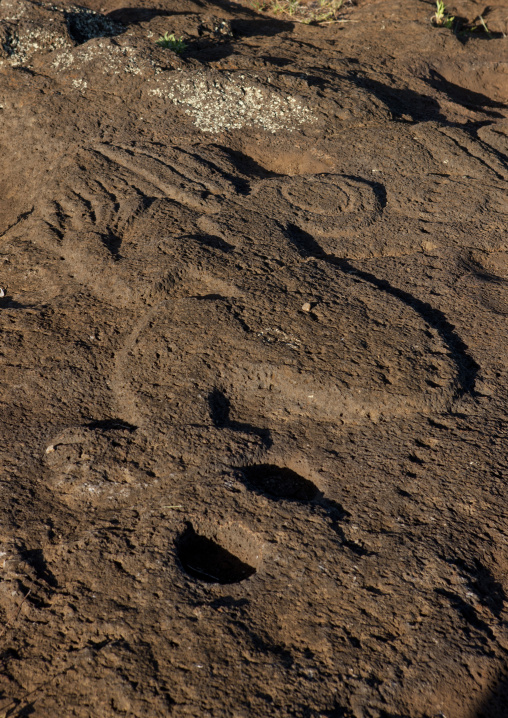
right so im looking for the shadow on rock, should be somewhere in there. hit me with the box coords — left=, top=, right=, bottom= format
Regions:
left=208, top=388, right=272, bottom=448
left=283, top=223, right=480, bottom=397
left=426, top=69, right=506, bottom=117
left=107, top=7, right=204, bottom=25
left=475, top=672, right=508, bottom=718
left=351, top=75, right=445, bottom=122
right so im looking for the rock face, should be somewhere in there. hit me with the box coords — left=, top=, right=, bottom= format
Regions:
left=0, top=0, right=507, bottom=716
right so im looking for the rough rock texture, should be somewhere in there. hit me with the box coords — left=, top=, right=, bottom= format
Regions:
left=0, top=0, right=507, bottom=716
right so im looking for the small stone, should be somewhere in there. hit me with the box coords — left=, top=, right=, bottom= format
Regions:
left=0, top=288, right=4, bottom=297
left=301, top=302, right=311, bottom=312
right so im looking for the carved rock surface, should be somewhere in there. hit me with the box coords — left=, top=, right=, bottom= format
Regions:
left=0, top=1, right=507, bottom=717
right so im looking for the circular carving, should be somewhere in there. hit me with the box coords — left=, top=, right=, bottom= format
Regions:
left=281, top=178, right=351, bottom=215
left=115, top=267, right=458, bottom=431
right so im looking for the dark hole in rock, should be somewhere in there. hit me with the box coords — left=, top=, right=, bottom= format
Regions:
left=65, top=8, right=122, bottom=45
left=177, top=525, right=256, bottom=584
left=86, top=418, right=137, bottom=432
left=241, top=464, right=319, bottom=502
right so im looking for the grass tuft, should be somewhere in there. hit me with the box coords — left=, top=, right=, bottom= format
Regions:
left=465, top=14, right=492, bottom=36
left=156, top=32, right=187, bottom=53
left=432, top=0, right=455, bottom=28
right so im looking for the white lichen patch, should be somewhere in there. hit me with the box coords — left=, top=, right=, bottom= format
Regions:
left=1, top=2, right=122, bottom=69
left=149, top=72, right=315, bottom=134
left=52, top=50, right=75, bottom=69
left=0, top=0, right=27, bottom=23
left=65, top=37, right=149, bottom=77
left=71, top=77, right=87, bottom=91
left=1, top=12, right=313, bottom=136
left=0, top=23, right=70, bottom=67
